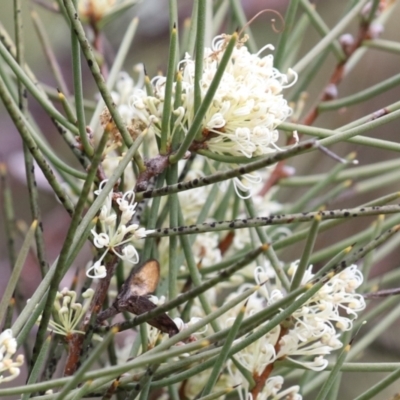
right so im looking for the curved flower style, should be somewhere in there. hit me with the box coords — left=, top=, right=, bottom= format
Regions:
left=88, top=181, right=151, bottom=278
left=0, top=329, right=24, bottom=384
left=128, top=34, right=296, bottom=158
left=222, top=263, right=365, bottom=398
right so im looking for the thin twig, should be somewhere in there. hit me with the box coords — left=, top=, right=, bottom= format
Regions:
left=147, top=205, right=400, bottom=238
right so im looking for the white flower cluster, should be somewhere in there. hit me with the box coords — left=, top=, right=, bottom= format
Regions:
left=191, top=232, right=222, bottom=267
left=78, top=0, right=116, bottom=22
left=0, top=329, right=24, bottom=384
left=222, top=263, right=365, bottom=399
left=257, top=376, right=301, bottom=400
left=128, top=34, right=295, bottom=158
left=100, top=69, right=149, bottom=189
left=78, top=0, right=136, bottom=23
left=111, top=69, right=145, bottom=125
left=88, top=181, right=150, bottom=278
left=41, top=288, right=94, bottom=336
left=228, top=367, right=301, bottom=400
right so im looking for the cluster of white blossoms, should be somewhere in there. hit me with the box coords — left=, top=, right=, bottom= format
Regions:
left=221, top=262, right=365, bottom=400
left=0, top=329, right=24, bottom=384
left=128, top=34, right=295, bottom=158
left=88, top=180, right=150, bottom=278
left=78, top=0, right=137, bottom=23
left=110, top=68, right=145, bottom=127
left=39, top=288, right=94, bottom=336
left=78, top=0, right=116, bottom=22
left=191, top=232, right=222, bottom=267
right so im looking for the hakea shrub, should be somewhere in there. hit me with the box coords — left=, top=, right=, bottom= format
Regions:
left=1, top=1, right=399, bottom=400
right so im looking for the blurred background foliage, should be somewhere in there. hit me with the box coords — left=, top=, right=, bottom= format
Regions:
left=1, top=0, right=400, bottom=398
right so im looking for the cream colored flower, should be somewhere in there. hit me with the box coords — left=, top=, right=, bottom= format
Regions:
left=78, top=0, right=137, bottom=24
left=36, top=288, right=94, bottom=336
left=128, top=34, right=296, bottom=158
left=88, top=181, right=151, bottom=278
left=221, top=263, right=365, bottom=398
left=0, top=329, right=24, bottom=384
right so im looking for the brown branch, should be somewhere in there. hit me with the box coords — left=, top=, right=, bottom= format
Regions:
left=93, top=27, right=109, bottom=79
left=257, top=156, right=294, bottom=197
left=302, top=17, right=372, bottom=127
left=64, top=333, right=85, bottom=376
left=64, top=254, right=118, bottom=376
left=250, top=327, right=288, bottom=399
left=135, top=154, right=170, bottom=192
left=260, top=13, right=376, bottom=198
left=218, top=231, right=235, bottom=255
